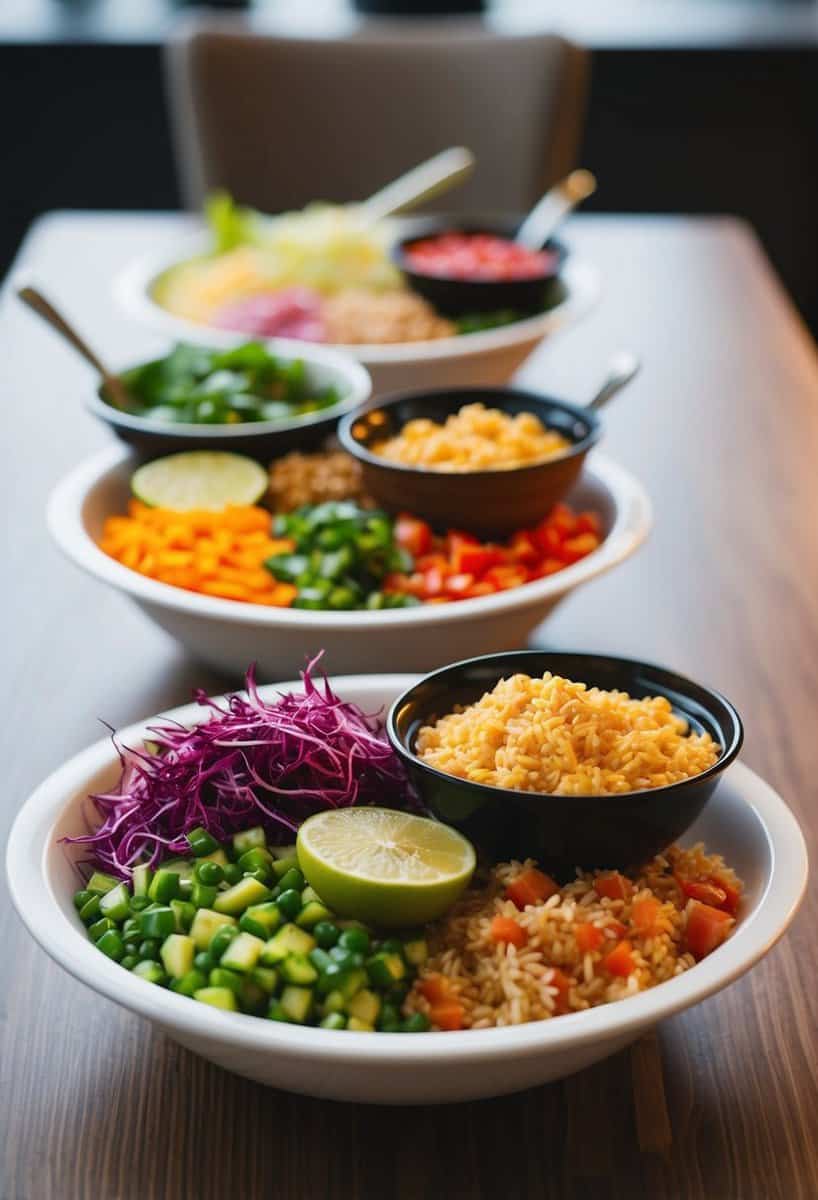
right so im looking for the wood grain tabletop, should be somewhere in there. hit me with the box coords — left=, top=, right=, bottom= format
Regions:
left=1, top=213, right=817, bottom=1200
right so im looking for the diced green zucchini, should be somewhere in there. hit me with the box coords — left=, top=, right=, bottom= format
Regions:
left=170, top=969, right=207, bottom=997
left=366, top=953, right=406, bottom=988
left=148, top=869, right=181, bottom=903
left=320, top=1012, right=346, bottom=1030
left=241, top=902, right=281, bottom=937
left=280, top=954, right=318, bottom=986
left=160, top=933, right=195, bottom=978
left=159, top=857, right=195, bottom=881
left=321, top=990, right=346, bottom=1017
left=237, top=847, right=275, bottom=876
left=132, top=864, right=152, bottom=897
left=132, top=960, right=166, bottom=984
left=87, top=871, right=119, bottom=896
left=170, top=899, right=196, bottom=932
left=272, top=856, right=299, bottom=880
left=338, top=967, right=368, bottom=1000
left=201, top=848, right=229, bottom=867
left=296, top=901, right=332, bottom=929
left=348, top=989, right=381, bottom=1025
left=213, top=877, right=271, bottom=915
left=239, top=977, right=268, bottom=1015
left=220, top=932, right=265, bottom=973
left=280, top=985, right=313, bottom=1024
left=347, top=1017, right=374, bottom=1032
left=232, top=826, right=267, bottom=855
left=250, top=966, right=279, bottom=994
left=194, top=986, right=238, bottom=1011
left=267, top=1002, right=290, bottom=1023
left=300, top=886, right=323, bottom=906
left=209, top=967, right=243, bottom=995
left=99, top=882, right=131, bottom=921
left=190, top=880, right=218, bottom=910
left=138, top=907, right=176, bottom=940
left=260, top=924, right=316, bottom=963
left=79, top=894, right=102, bottom=924
left=270, top=844, right=298, bottom=861
left=189, top=908, right=237, bottom=950
left=403, top=937, right=429, bottom=967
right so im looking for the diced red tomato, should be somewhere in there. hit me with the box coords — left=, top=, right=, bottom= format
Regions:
left=549, top=968, right=572, bottom=1015
left=489, top=916, right=528, bottom=948
left=685, top=901, right=733, bottom=960
left=484, top=564, right=529, bottom=590
left=455, top=545, right=505, bottom=575
left=603, top=940, right=636, bottom=977
left=508, top=531, right=540, bottom=564
left=575, top=922, right=604, bottom=953
left=575, top=511, right=601, bottom=535
left=561, top=532, right=600, bottom=563
left=549, top=503, right=577, bottom=536
left=630, top=895, right=662, bottom=935
left=532, top=522, right=563, bottom=556
left=595, top=872, right=633, bottom=902
left=419, top=974, right=452, bottom=1005
left=394, top=514, right=433, bottom=557
left=505, top=868, right=559, bottom=909
left=429, top=1002, right=465, bottom=1031
left=711, top=876, right=741, bottom=916
left=677, top=876, right=728, bottom=909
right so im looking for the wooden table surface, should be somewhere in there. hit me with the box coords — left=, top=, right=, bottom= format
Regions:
left=2, top=213, right=817, bottom=1200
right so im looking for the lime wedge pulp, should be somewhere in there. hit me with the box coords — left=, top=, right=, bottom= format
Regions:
left=131, top=451, right=268, bottom=511
left=296, top=807, right=476, bottom=928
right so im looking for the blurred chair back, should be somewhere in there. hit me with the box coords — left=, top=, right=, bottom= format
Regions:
left=165, top=20, right=589, bottom=215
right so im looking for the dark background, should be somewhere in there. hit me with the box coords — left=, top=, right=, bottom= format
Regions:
left=3, top=1, right=817, bottom=331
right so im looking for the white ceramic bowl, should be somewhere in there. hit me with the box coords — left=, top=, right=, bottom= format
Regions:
left=46, top=445, right=651, bottom=679
left=6, top=675, right=808, bottom=1105
left=114, top=236, right=601, bottom=398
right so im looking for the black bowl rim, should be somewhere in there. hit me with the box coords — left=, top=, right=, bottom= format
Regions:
left=386, top=649, right=744, bottom=804
left=392, top=226, right=568, bottom=289
left=337, top=386, right=602, bottom=480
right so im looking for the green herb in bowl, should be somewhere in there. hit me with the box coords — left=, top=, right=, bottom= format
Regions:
left=112, top=341, right=341, bottom=426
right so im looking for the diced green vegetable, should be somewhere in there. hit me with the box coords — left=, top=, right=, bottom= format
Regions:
left=250, top=966, right=279, bottom=994
left=280, top=955, right=318, bottom=986
left=87, top=871, right=120, bottom=896
left=132, top=864, right=153, bottom=897
left=139, top=907, right=176, bottom=940
left=73, top=889, right=94, bottom=912
left=278, top=867, right=305, bottom=893
left=275, top=889, right=302, bottom=921
left=402, top=1013, right=430, bottom=1033
left=347, top=1017, right=374, bottom=1032
left=186, top=827, right=221, bottom=857
left=160, top=933, right=195, bottom=978
left=366, top=953, right=406, bottom=988
left=170, top=899, right=197, bottom=932
left=403, top=937, right=429, bottom=966
left=348, top=989, right=380, bottom=1025
left=209, top=925, right=239, bottom=959
left=209, top=967, right=243, bottom=995
left=132, top=960, right=166, bottom=985
left=189, top=908, right=237, bottom=950
left=220, top=932, right=265, bottom=973
left=271, top=856, right=300, bottom=880
left=194, top=860, right=224, bottom=887
left=239, top=901, right=282, bottom=939
left=232, top=826, right=266, bottom=856
left=97, top=882, right=130, bottom=921
left=261, top=924, right=316, bottom=963
left=88, top=917, right=117, bottom=942
left=194, top=986, right=238, bottom=1011
left=171, top=969, right=208, bottom=997
left=190, top=880, right=218, bottom=909
left=213, top=877, right=271, bottom=914
left=313, top=921, right=341, bottom=949
left=148, top=869, right=181, bottom=904
left=279, top=985, right=313, bottom=1024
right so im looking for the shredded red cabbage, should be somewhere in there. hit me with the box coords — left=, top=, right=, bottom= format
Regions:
left=64, top=656, right=411, bottom=880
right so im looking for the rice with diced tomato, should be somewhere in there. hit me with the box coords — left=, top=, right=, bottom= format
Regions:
left=415, top=672, right=720, bottom=795
left=404, top=845, right=742, bottom=1030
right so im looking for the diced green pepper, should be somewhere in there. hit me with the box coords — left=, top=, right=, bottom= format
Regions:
left=138, top=907, right=176, bottom=940
left=86, top=871, right=120, bottom=896
left=148, top=869, right=181, bottom=904
left=132, top=864, right=153, bottom=897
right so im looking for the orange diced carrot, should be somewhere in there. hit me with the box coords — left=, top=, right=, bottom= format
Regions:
left=575, top=922, right=604, bottom=953
left=489, top=916, right=528, bottom=948
left=595, top=872, right=633, bottom=902
left=429, top=1002, right=464, bottom=1031
left=685, top=901, right=733, bottom=961
left=630, top=895, right=662, bottom=935
left=603, top=940, right=636, bottom=977
left=505, top=868, right=559, bottom=909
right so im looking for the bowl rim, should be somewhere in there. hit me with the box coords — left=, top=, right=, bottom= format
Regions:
left=337, top=385, right=602, bottom=479
left=87, top=336, right=372, bottom=439
left=5, top=673, right=808, bottom=1065
left=392, top=228, right=567, bottom=288
left=385, top=649, right=744, bottom=804
left=46, top=444, right=651, bottom=629
left=113, top=233, right=601, bottom=365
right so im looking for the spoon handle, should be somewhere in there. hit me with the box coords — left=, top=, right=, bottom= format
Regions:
left=515, top=169, right=597, bottom=251
left=588, top=351, right=641, bottom=412
left=17, top=286, right=130, bottom=411
left=361, top=147, right=476, bottom=223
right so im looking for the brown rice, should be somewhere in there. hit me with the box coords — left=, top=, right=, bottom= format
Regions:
left=416, top=672, right=720, bottom=795
left=404, top=845, right=741, bottom=1029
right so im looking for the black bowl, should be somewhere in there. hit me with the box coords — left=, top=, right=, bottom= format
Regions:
left=392, top=215, right=568, bottom=316
left=338, top=386, right=601, bottom=537
left=387, top=651, right=744, bottom=874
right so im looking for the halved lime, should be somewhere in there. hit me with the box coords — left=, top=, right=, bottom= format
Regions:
left=296, top=808, right=476, bottom=928
left=131, top=451, right=268, bottom=511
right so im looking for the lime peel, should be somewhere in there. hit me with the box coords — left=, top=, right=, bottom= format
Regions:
left=131, top=451, right=268, bottom=511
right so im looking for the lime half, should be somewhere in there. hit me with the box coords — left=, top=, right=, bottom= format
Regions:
left=131, top=451, right=268, bottom=511
left=296, top=808, right=476, bottom=928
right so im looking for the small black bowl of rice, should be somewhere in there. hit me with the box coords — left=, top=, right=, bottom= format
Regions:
left=387, top=650, right=743, bottom=872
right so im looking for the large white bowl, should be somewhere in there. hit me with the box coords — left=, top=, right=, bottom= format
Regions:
left=6, top=675, right=808, bottom=1105
left=115, top=236, right=601, bottom=397
left=47, top=445, right=652, bottom=680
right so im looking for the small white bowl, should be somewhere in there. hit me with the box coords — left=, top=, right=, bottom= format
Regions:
left=115, top=236, right=601, bottom=398
left=6, top=675, right=808, bottom=1105
left=46, top=445, right=652, bottom=679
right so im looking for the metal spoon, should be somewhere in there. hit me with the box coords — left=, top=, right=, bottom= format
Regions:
left=588, top=351, right=641, bottom=411
left=515, top=169, right=597, bottom=252
left=361, top=147, right=476, bottom=223
left=17, top=285, right=132, bottom=411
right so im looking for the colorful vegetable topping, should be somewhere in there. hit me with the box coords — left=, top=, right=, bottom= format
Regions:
left=295, top=808, right=476, bottom=927
left=115, top=342, right=341, bottom=425
left=62, top=660, right=411, bottom=878
left=684, top=900, right=734, bottom=960
left=266, top=501, right=419, bottom=611
left=404, top=233, right=560, bottom=282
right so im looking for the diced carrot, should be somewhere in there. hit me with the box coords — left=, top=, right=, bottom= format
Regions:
left=429, top=1002, right=464, bottom=1031
left=560, top=533, right=600, bottom=563
left=575, top=511, right=601, bottom=535
left=575, top=922, right=604, bottom=953
left=418, top=974, right=452, bottom=1005
left=710, top=875, right=741, bottom=916
left=505, top=868, right=559, bottom=909
left=685, top=901, right=734, bottom=961
left=677, top=876, right=727, bottom=909
left=595, top=872, right=633, bottom=902
left=605, top=919, right=628, bottom=939
left=549, top=968, right=572, bottom=1015
left=489, top=916, right=528, bottom=948
left=630, top=895, right=662, bottom=935
left=603, top=940, right=636, bottom=977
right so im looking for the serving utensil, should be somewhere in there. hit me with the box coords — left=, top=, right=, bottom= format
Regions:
left=515, top=168, right=597, bottom=251
left=17, top=285, right=132, bottom=411
left=589, top=351, right=642, bottom=411
left=361, top=147, right=475, bottom=223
